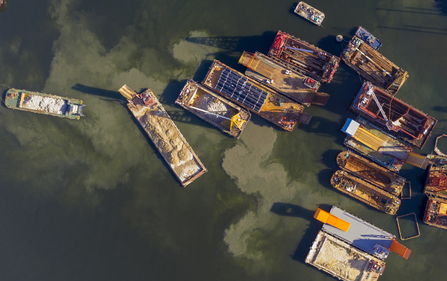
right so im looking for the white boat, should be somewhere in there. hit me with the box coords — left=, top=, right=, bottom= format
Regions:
left=294, top=2, right=325, bottom=26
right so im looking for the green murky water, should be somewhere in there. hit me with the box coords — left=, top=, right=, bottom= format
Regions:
left=1, top=0, right=447, bottom=280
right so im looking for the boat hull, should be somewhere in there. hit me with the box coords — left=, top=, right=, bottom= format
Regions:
left=331, top=170, right=401, bottom=215
left=337, top=151, right=405, bottom=196
left=4, top=88, right=84, bottom=120
left=175, top=80, right=251, bottom=138
left=294, top=2, right=325, bottom=26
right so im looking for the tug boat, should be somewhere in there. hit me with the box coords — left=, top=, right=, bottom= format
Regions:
left=294, top=2, right=325, bottom=26
left=355, top=26, right=382, bottom=50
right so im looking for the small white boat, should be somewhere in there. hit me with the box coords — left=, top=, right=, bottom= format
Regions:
left=294, top=2, right=325, bottom=26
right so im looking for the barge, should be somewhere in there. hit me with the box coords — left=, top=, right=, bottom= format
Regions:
left=351, top=81, right=437, bottom=149
left=306, top=231, right=386, bottom=281
left=355, top=26, right=382, bottom=50
left=202, top=60, right=311, bottom=132
left=175, top=80, right=251, bottom=138
left=294, top=2, right=325, bottom=26
left=423, top=140, right=447, bottom=229
left=268, top=30, right=340, bottom=83
left=118, top=85, right=207, bottom=187
left=336, top=151, right=406, bottom=196
left=238, top=51, right=330, bottom=106
left=341, top=36, right=408, bottom=95
left=342, top=117, right=430, bottom=170
left=331, top=170, right=401, bottom=215
left=4, top=88, right=85, bottom=120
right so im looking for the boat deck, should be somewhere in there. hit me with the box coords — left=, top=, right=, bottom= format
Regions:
left=306, top=231, right=385, bottom=281
left=119, top=85, right=207, bottom=187
left=268, top=31, right=339, bottom=83
left=202, top=60, right=311, bottom=131
left=238, top=51, right=329, bottom=106
left=322, top=206, right=394, bottom=257
left=337, top=151, right=405, bottom=196
left=341, top=36, right=408, bottom=95
left=175, top=80, right=251, bottom=138
left=424, top=197, right=447, bottom=230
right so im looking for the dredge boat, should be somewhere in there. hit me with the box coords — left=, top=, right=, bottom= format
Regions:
left=341, top=36, right=408, bottom=95
left=294, top=2, right=325, bottom=26
left=4, top=88, right=85, bottom=120
left=423, top=136, right=447, bottom=229
left=351, top=81, right=437, bottom=149
left=118, top=85, right=207, bottom=187
left=202, top=60, right=311, bottom=132
left=175, top=80, right=251, bottom=138
left=342, top=117, right=430, bottom=170
left=268, top=31, right=340, bottom=83
left=336, top=151, right=406, bottom=196
left=238, top=51, right=330, bottom=107
left=355, top=26, right=382, bottom=50
left=331, top=170, right=401, bottom=215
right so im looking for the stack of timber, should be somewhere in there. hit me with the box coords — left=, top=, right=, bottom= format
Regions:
left=294, top=2, right=325, bottom=26
left=268, top=30, right=340, bottom=83
left=423, top=137, right=447, bottom=229
left=337, top=151, right=406, bottom=196
left=351, top=81, right=437, bottom=149
left=331, top=170, right=401, bottom=215
left=238, top=51, right=330, bottom=106
left=341, top=36, right=408, bottom=95
left=342, top=117, right=430, bottom=170
left=118, top=85, right=207, bottom=187
left=202, top=60, right=311, bottom=132
left=175, top=80, right=251, bottom=138
left=4, top=88, right=85, bottom=120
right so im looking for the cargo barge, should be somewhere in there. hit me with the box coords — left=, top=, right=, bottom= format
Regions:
left=175, top=80, right=251, bottom=138
left=4, top=88, right=85, bottom=120
left=306, top=230, right=386, bottom=281
left=355, top=26, right=382, bottom=50
left=336, top=151, right=406, bottom=196
left=341, top=36, right=408, bottom=95
left=268, top=31, right=340, bottom=83
left=331, top=170, right=401, bottom=215
left=202, top=60, right=311, bottom=132
left=238, top=51, right=330, bottom=106
left=351, top=81, right=437, bottom=149
left=118, top=85, right=207, bottom=187
left=423, top=142, right=447, bottom=229
left=342, top=117, right=430, bottom=170
left=294, top=2, right=325, bottom=26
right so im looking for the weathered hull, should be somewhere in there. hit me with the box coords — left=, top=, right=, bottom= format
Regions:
left=202, top=60, right=311, bottom=132
left=4, top=88, right=84, bottom=120
left=331, top=170, right=401, bottom=215
left=351, top=81, right=437, bottom=149
left=238, top=51, right=329, bottom=106
left=268, top=31, right=339, bottom=83
left=175, top=80, right=251, bottom=138
left=118, top=85, right=207, bottom=187
left=337, top=151, right=405, bottom=196
left=424, top=197, right=447, bottom=230
left=294, top=2, right=325, bottom=26
left=341, top=36, right=408, bottom=95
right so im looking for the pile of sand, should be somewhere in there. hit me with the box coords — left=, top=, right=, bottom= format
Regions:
left=22, top=95, right=67, bottom=114
left=195, top=94, right=230, bottom=122
left=140, top=109, right=200, bottom=182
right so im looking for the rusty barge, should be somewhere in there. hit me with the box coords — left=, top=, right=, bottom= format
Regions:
left=336, top=151, right=406, bottom=196
left=341, top=36, right=408, bottom=95
left=268, top=30, right=340, bottom=83
left=175, top=80, right=251, bottom=138
left=202, top=60, right=311, bottom=132
left=331, top=170, right=401, bottom=215
left=351, top=81, right=437, bottom=149
left=118, top=85, right=207, bottom=187
left=238, top=51, right=330, bottom=107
